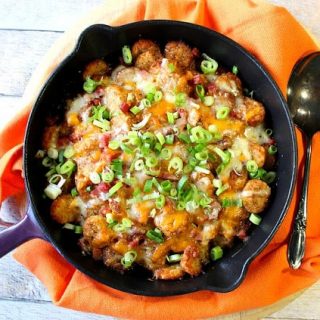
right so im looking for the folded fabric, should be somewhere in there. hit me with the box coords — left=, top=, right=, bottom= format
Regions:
left=0, top=0, right=319, bottom=319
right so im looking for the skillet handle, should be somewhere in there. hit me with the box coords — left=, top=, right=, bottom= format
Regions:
left=0, top=205, right=46, bottom=258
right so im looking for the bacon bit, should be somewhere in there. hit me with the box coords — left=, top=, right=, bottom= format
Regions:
left=92, top=98, right=101, bottom=106
left=178, top=108, right=187, bottom=119
left=191, top=47, right=200, bottom=57
left=98, top=204, right=111, bottom=216
left=207, top=82, right=218, bottom=95
left=91, top=182, right=111, bottom=197
left=193, top=74, right=204, bottom=85
left=109, top=199, right=121, bottom=212
left=237, top=229, right=248, bottom=240
left=95, top=86, right=105, bottom=96
left=99, top=133, right=111, bottom=148
left=69, top=132, right=81, bottom=143
left=120, top=102, right=131, bottom=113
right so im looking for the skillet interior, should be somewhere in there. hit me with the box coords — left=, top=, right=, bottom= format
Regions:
left=24, top=20, right=297, bottom=296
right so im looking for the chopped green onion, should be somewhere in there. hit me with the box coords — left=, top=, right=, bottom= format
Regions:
left=221, top=198, right=242, bottom=207
left=74, top=226, right=83, bottom=234
left=195, top=150, right=208, bottom=161
left=210, top=246, right=223, bottom=261
left=63, top=223, right=75, bottom=230
left=154, top=142, right=162, bottom=152
left=175, top=92, right=187, bottom=106
left=146, top=228, right=164, bottom=243
left=160, top=180, right=172, bottom=192
left=122, top=217, right=133, bottom=228
left=130, top=105, right=143, bottom=115
left=121, top=250, right=137, bottom=268
left=249, top=213, right=262, bottom=225
left=58, top=150, right=64, bottom=163
left=176, top=202, right=186, bottom=210
left=156, top=132, right=165, bottom=145
left=178, top=132, right=191, bottom=144
left=250, top=168, right=267, bottom=179
left=168, top=63, right=175, bottom=72
left=265, top=128, right=273, bottom=136
left=196, top=84, right=205, bottom=101
left=156, top=194, right=165, bottom=209
left=120, top=142, right=134, bottom=154
left=83, top=77, right=99, bottom=93
left=190, top=126, right=212, bottom=143
left=146, top=92, right=154, bottom=102
left=86, top=185, right=93, bottom=192
left=71, top=187, right=78, bottom=197
left=216, top=183, right=229, bottom=196
left=108, top=140, right=120, bottom=150
left=195, top=166, right=210, bottom=174
left=246, top=160, right=258, bottom=173
left=160, top=148, right=172, bottom=160
left=143, top=192, right=160, bottom=201
left=35, top=150, right=45, bottom=158
left=111, top=159, right=123, bottom=177
left=60, top=160, right=76, bottom=175
left=106, top=213, right=115, bottom=224
left=48, top=148, right=58, bottom=159
left=166, top=253, right=182, bottom=263
left=186, top=200, right=199, bottom=213
left=141, top=98, right=151, bottom=108
left=213, top=179, right=222, bottom=189
left=268, top=145, right=277, bottom=155
left=204, top=96, right=214, bottom=106
left=232, top=65, right=238, bottom=75
left=144, top=179, right=153, bottom=193
left=177, top=175, right=188, bottom=190
left=146, top=156, right=158, bottom=168
left=168, top=157, right=183, bottom=173
left=216, top=106, right=230, bottom=119
left=134, top=159, right=145, bottom=171
left=44, top=184, right=62, bottom=200
left=108, top=181, right=123, bottom=196
left=213, top=147, right=231, bottom=165
left=154, top=90, right=163, bottom=102
left=42, top=157, right=54, bottom=168
left=165, top=134, right=174, bottom=145
left=167, top=112, right=175, bottom=124
left=89, top=172, right=101, bottom=184
left=92, top=119, right=110, bottom=131
left=149, top=208, right=157, bottom=218
left=200, top=59, right=218, bottom=74
left=262, top=171, right=276, bottom=184
left=122, top=45, right=132, bottom=64
left=63, top=146, right=74, bottom=159
left=113, top=223, right=127, bottom=232
left=101, top=168, right=114, bottom=183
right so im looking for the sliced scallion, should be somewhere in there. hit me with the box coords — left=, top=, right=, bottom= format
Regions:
left=122, top=45, right=132, bottom=64
left=210, top=246, right=223, bottom=261
left=249, top=213, right=262, bottom=225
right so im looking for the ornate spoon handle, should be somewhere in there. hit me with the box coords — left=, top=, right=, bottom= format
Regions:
left=287, top=135, right=312, bottom=269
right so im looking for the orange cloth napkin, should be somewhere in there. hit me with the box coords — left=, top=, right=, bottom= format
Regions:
left=1, top=0, right=320, bottom=319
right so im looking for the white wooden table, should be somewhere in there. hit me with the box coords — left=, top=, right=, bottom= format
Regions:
left=0, top=1, right=319, bottom=319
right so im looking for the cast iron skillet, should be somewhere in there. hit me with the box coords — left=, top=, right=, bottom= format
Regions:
left=0, top=20, right=297, bottom=296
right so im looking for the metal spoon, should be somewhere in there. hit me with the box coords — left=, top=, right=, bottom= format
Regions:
left=287, top=51, right=320, bottom=269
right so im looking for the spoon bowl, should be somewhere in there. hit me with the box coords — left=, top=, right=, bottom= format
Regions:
left=287, top=52, right=320, bottom=137
left=287, top=51, right=320, bottom=269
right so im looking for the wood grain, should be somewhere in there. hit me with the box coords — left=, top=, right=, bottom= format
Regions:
left=0, top=0, right=319, bottom=319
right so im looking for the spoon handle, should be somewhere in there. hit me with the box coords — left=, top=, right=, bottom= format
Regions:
left=287, top=135, right=312, bottom=269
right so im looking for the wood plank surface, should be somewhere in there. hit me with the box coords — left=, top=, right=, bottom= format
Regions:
left=0, top=0, right=319, bottom=319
